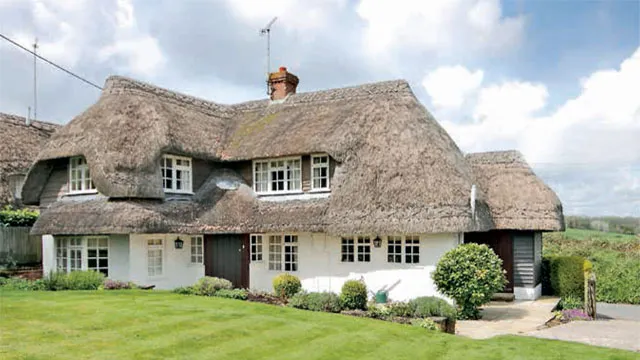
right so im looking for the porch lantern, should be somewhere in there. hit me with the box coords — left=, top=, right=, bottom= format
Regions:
left=174, top=237, right=184, bottom=249
left=373, top=236, right=382, bottom=248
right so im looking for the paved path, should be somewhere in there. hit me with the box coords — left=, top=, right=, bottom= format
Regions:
left=528, top=320, right=640, bottom=352
left=597, top=302, right=640, bottom=321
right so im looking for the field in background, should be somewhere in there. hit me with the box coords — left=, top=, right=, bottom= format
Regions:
left=543, top=228, right=640, bottom=304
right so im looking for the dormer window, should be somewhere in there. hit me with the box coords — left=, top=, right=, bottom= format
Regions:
left=311, top=154, right=330, bottom=191
left=253, top=157, right=301, bottom=194
left=162, top=154, right=192, bottom=193
left=69, top=156, right=96, bottom=194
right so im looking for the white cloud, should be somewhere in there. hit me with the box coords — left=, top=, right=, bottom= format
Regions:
left=422, top=66, right=484, bottom=109
left=356, top=0, right=525, bottom=56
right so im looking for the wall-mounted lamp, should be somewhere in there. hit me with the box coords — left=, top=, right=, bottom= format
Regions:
left=174, top=237, right=184, bottom=249
left=373, top=236, right=382, bottom=248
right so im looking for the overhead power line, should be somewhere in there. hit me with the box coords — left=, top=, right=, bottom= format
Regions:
left=0, top=33, right=103, bottom=90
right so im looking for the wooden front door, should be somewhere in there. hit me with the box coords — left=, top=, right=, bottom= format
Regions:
left=204, top=234, right=249, bottom=288
left=465, top=231, right=514, bottom=293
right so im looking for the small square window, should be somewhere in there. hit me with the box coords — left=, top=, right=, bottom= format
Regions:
left=357, top=237, right=371, bottom=262
left=341, top=238, right=354, bottom=262
left=251, top=234, right=263, bottom=262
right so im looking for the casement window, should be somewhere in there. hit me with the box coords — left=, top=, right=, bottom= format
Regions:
left=55, top=236, right=109, bottom=276
left=267, top=234, right=298, bottom=271
left=162, top=154, right=192, bottom=193
left=253, top=157, right=301, bottom=194
left=147, top=239, right=163, bottom=277
left=250, top=234, right=263, bottom=262
left=190, top=236, right=203, bottom=264
left=69, top=156, right=95, bottom=193
left=341, top=237, right=355, bottom=262
left=387, top=235, right=420, bottom=264
left=311, top=154, right=330, bottom=191
left=357, top=237, right=371, bottom=262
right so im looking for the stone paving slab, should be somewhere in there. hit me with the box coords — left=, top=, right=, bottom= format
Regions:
left=527, top=320, right=640, bottom=352
left=597, top=303, right=640, bottom=321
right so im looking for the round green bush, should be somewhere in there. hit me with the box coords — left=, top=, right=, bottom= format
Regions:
left=194, top=277, right=233, bottom=296
left=340, top=279, right=368, bottom=310
left=272, top=273, right=301, bottom=299
left=432, top=243, right=507, bottom=319
left=408, top=296, right=457, bottom=321
left=306, top=292, right=342, bottom=313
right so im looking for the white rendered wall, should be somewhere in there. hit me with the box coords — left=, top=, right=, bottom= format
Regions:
left=41, top=234, right=55, bottom=275
left=108, top=234, right=130, bottom=281
left=514, top=284, right=542, bottom=301
left=250, top=232, right=458, bottom=302
left=128, top=234, right=204, bottom=289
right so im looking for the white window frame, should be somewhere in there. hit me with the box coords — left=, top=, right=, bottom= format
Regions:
left=190, top=235, right=203, bottom=264
left=55, top=236, right=109, bottom=276
left=340, top=237, right=354, bottom=263
left=268, top=235, right=282, bottom=270
left=386, top=235, right=420, bottom=264
left=357, top=236, right=371, bottom=262
left=387, top=236, right=402, bottom=263
left=68, top=156, right=96, bottom=194
left=266, top=233, right=299, bottom=271
left=310, top=154, right=330, bottom=191
left=405, top=235, right=420, bottom=264
left=250, top=234, right=263, bottom=262
left=147, top=238, right=164, bottom=277
left=161, top=154, right=193, bottom=194
left=252, top=157, right=302, bottom=195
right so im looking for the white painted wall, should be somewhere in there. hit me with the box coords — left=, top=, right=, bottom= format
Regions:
left=109, top=234, right=130, bottom=281
left=128, top=234, right=204, bottom=289
left=41, top=234, right=55, bottom=275
left=250, top=232, right=458, bottom=302
left=515, top=284, right=542, bottom=300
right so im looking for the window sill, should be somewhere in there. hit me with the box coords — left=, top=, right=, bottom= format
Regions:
left=66, top=190, right=99, bottom=196
left=256, top=191, right=304, bottom=197
left=164, top=190, right=194, bottom=195
left=308, top=189, right=331, bottom=193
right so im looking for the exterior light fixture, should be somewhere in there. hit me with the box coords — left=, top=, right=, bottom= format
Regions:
left=373, top=236, right=382, bottom=248
left=174, top=237, right=184, bottom=249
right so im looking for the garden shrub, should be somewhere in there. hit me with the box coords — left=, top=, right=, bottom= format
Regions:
left=194, top=277, right=233, bottom=296
left=366, top=303, right=391, bottom=319
left=172, top=286, right=196, bottom=295
left=42, top=271, right=68, bottom=291
left=65, top=271, right=105, bottom=290
left=214, top=289, right=248, bottom=300
left=388, top=301, right=414, bottom=317
left=0, top=206, right=39, bottom=227
left=103, top=279, right=135, bottom=290
left=432, top=243, right=507, bottom=319
left=411, top=318, right=440, bottom=331
left=546, top=256, right=586, bottom=299
left=557, top=294, right=582, bottom=310
left=0, top=277, right=43, bottom=291
left=272, top=273, right=301, bottom=299
left=305, top=292, right=342, bottom=313
left=287, top=291, right=310, bottom=310
left=340, top=279, right=368, bottom=310
left=409, top=296, right=457, bottom=321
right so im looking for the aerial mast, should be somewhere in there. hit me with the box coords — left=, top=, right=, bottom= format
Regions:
left=260, top=17, right=278, bottom=95
left=33, top=38, right=38, bottom=121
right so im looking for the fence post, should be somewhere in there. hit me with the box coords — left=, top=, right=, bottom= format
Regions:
left=585, top=272, right=596, bottom=319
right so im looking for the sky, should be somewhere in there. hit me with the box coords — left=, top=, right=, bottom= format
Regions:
left=0, top=0, right=638, bottom=217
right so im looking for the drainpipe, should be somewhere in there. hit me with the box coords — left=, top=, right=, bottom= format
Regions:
left=470, top=184, right=477, bottom=222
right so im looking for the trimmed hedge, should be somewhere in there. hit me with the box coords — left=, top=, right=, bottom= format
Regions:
left=340, top=280, right=368, bottom=310
left=273, top=273, right=301, bottom=299
left=408, top=296, right=457, bottom=321
left=542, top=256, right=587, bottom=299
left=193, top=277, right=233, bottom=296
left=288, top=291, right=342, bottom=313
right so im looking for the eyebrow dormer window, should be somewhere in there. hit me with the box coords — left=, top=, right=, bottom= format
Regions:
left=69, top=156, right=96, bottom=194
left=253, top=157, right=301, bottom=195
left=162, top=154, right=192, bottom=193
left=311, top=154, right=330, bottom=191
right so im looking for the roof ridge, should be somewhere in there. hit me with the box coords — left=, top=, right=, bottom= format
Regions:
left=0, top=112, right=61, bottom=132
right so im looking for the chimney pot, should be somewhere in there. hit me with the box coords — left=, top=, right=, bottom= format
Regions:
left=268, top=66, right=299, bottom=101
left=279, top=66, right=287, bottom=72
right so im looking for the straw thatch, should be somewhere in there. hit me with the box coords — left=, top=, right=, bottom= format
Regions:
left=466, top=151, right=564, bottom=231
left=0, top=113, right=59, bottom=205
left=26, top=75, right=562, bottom=235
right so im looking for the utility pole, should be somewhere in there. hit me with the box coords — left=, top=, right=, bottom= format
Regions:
left=33, top=38, right=38, bottom=120
left=260, top=17, right=278, bottom=95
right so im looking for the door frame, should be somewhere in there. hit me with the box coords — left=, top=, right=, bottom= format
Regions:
left=204, top=234, right=250, bottom=289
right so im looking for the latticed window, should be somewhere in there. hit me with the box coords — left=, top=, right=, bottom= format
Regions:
left=311, top=154, right=330, bottom=190
left=69, top=156, right=95, bottom=193
left=387, top=236, right=402, bottom=263
left=55, top=236, right=108, bottom=276
left=147, top=239, right=163, bottom=276
left=268, top=235, right=282, bottom=270
left=69, top=237, right=83, bottom=271
left=190, top=236, right=203, bottom=263
left=87, top=237, right=109, bottom=275
left=253, top=158, right=301, bottom=194
left=357, top=237, right=371, bottom=262
left=405, top=236, right=420, bottom=264
left=162, top=155, right=192, bottom=193
left=341, top=237, right=354, bottom=262
left=250, top=234, right=263, bottom=262
left=283, top=235, right=298, bottom=272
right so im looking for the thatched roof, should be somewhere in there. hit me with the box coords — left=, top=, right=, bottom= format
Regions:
left=26, top=75, right=562, bottom=235
left=466, top=151, right=565, bottom=231
left=0, top=112, right=59, bottom=205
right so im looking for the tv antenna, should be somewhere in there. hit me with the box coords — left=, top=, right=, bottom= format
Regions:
left=33, top=38, right=38, bottom=121
left=260, top=17, right=277, bottom=95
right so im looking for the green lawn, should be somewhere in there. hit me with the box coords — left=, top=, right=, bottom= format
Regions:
left=0, top=291, right=637, bottom=359
left=560, top=228, right=638, bottom=242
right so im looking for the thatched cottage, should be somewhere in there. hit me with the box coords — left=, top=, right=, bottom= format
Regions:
left=23, top=68, right=564, bottom=300
left=0, top=112, right=59, bottom=207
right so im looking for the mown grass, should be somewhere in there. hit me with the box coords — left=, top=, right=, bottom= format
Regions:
left=544, top=228, right=640, bottom=304
left=0, top=291, right=637, bottom=359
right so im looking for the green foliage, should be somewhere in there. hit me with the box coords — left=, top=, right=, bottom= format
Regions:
left=287, top=291, right=310, bottom=310
left=366, top=303, right=391, bottom=319
left=432, top=244, right=507, bottom=319
left=558, top=294, right=583, bottom=310
left=409, top=296, right=457, bottom=321
left=65, top=271, right=105, bottom=290
left=102, top=279, right=136, bottom=290
left=172, top=286, right=196, bottom=295
left=387, top=301, right=414, bottom=317
left=340, top=279, right=368, bottom=310
left=272, top=273, right=301, bottom=299
left=0, top=277, right=44, bottom=291
left=0, top=206, right=39, bottom=227
left=213, top=289, right=248, bottom=300
left=411, top=318, right=440, bottom=331
left=42, top=271, right=68, bottom=291
left=194, top=277, right=233, bottom=296
left=306, top=292, right=342, bottom=313
left=545, top=256, right=586, bottom=299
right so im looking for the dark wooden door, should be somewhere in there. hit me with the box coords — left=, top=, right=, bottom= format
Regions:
left=204, top=234, right=249, bottom=288
left=465, top=231, right=514, bottom=293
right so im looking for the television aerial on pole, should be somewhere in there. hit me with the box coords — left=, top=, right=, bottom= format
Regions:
left=260, top=16, right=278, bottom=95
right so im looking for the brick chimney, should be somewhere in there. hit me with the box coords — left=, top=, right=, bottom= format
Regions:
left=268, top=66, right=299, bottom=100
